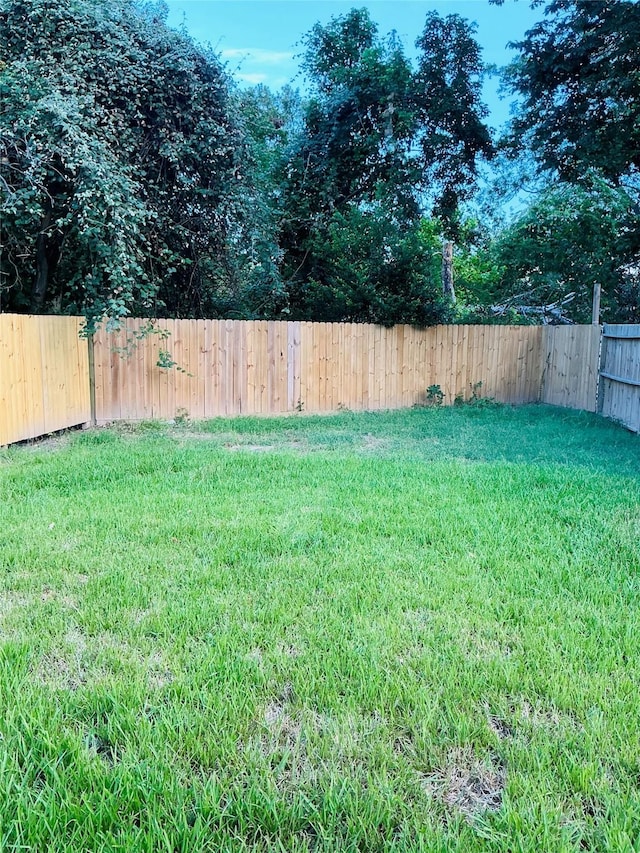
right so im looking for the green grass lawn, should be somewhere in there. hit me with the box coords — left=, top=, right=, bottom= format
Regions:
left=0, top=404, right=639, bottom=852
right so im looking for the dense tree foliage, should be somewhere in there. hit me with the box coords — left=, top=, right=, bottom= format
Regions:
left=504, top=0, right=640, bottom=183
left=413, top=13, right=493, bottom=226
left=2, top=0, right=637, bottom=328
left=227, top=84, right=304, bottom=318
left=288, top=207, right=451, bottom=326
left=278, top=8, right=491, bottom=324
left=493, top=175, right=639, bottom=323
left=494, top=0, right=640, bottom=322
left=0, top=0, right=243, bottom=330
left=1, top=2, right=493, bottom=328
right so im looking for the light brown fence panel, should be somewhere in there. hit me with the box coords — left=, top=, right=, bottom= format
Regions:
left=422, top=324, right=543, bottom=405
left=92, top=319, right=595, bottom=422
left=0, top=314, right=90, bottom=445
left=541, top=325, right=601, bottom=412
left=599, top=324, right=640, bottom=432
left=93, top=318, right=294, bottom=421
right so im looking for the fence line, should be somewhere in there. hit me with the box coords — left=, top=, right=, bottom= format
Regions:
left=0, top=314, right=91, bottom=446
left=0, top=315, right=616, bottom=445
left=599, top=324, right=640, bottom=433
left=91, top=319, right=598, bottom=423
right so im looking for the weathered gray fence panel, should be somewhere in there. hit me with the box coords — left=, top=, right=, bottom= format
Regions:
left=599, top=324, right=640, bottom=433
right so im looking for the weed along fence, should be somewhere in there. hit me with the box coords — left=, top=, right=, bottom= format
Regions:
left=0, top=314, right=91, bottom=446
left=91, top=319, right=601, bottom=422
left=0, top=315, right=616, bottom=445
left=598, top=324, right=640, bottom=433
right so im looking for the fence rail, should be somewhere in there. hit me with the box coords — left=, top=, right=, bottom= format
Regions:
left=0, top=314, right=615, bottom=446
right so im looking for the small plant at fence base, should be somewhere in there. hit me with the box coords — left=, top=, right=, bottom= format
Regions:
left=470, top=380, right=484, bottom=402
left=425, top=384, right=445, bottom=406
left=455, top=380, right=486, bottom=406
left=468, top=380, right=500, bottom=408
left=423, top=380, right=501, bottom=409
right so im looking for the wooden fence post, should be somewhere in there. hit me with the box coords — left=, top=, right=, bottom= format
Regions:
left=87, top=333, right=97, bottom=426
left=592, top=281, right=602, bottom=325
left=596, top=325, right=607, bottom=414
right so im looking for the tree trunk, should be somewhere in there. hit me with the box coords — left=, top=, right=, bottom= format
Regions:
left=442, top=240, right=455, bottom=304
left=591, top=280, right=601, bottom=325
left=33, top=208, right=52, bottom=310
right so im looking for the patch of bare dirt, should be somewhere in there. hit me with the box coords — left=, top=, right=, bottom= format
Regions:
left=264, top=682, right=293, bottom=727
left=421, top=746, right=506, bottom=821
left=458, top=626, right=513, bottom=660
left=312, top=709, right=386, bottom=766
left=487, top=715, right=513, bottom=741
left=129, top=606, right=160, bottom=626
left=36, top=629, right=175, bottom=691
left=35, top=629, right=89, bottom=690
left=403, top=608, right=435, bottom=630
left=263, top=701, right=301, bottom=740
left=515, top=698, right=581, bottom=732
left=145, top=650, right=174, bottom=689
left=59, top=537, right=80, bottom=553
left=63, top=572, right=89, bottom=587
left=40, top=588, right=76, bottom=608
left=36, top=652, right=88, bottom=690
left=19, top=433, right=72, bottom=453
left=85, top=732, right=120, bottom=767
left=0, top=591, right=31, bottom=617
left=251, top=683, right=318, bottom=789
left=246, top=646, right=264, bottom=664
left=276, top=642, right=302, bottom=659
left=360, top=433, right=388, bottom=452
left=244, top=703, right=388, bottom=794
left=226, top=443, right=276, bottom=453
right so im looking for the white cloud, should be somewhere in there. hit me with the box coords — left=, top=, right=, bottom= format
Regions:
left=220, top=48, right=294, bottom=65
left=237, top=72, right=269, bottom=84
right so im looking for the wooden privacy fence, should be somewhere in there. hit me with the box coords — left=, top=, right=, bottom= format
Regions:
left=0, top=314, right=91, bottom=446
left=0, top=315, right=608, bottom=445
left=91, top=319, right=601, bottom=423
left=599, top=324, right=640, bottom=433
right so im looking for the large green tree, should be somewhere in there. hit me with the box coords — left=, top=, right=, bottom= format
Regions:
left=413, top=12, right=493, bottom=226
left=496, top=0, right=640, bottom=321
left=231, top=84, right=305, bottom=318
left=493, top=174, right=639, bottom=323
left=0, top=0, right=243, bottom=329
left=279, top=8, right=492, bottom=325
left=503, top=0, right=640, bottom=183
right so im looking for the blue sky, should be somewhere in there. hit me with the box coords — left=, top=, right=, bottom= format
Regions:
left=164, top=1, right=545, bottom=130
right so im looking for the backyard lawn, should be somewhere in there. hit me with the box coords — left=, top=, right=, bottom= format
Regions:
left=0, top=404, right=639, bottom=852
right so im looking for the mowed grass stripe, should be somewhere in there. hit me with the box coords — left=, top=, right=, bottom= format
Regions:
left=0, top=405, right=638, bottom=852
